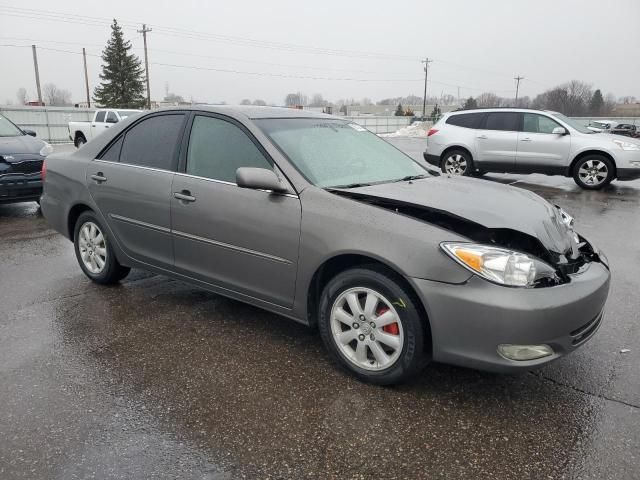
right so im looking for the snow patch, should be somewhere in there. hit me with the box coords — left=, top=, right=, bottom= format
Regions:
left=379, top=121, right=430, bottom=138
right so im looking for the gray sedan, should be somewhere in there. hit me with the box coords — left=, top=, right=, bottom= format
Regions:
left=40, top=106, right=610, bottom=384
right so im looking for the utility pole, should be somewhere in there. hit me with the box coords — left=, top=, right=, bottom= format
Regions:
left=82, top=48, right=91, bottom=108
left=138, top=24, right=152, bottom=109
left=31, top=45, right=43, bottom=105
left=421, top=58, right=432, bottom=119
left=514, top=75, right=524, bottom=104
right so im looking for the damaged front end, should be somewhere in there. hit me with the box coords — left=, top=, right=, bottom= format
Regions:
left=330, top=189, right=608, bottom=288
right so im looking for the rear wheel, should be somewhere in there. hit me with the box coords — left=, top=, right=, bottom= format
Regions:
left=73, top=211, right=130, bottom=284
left=74, top=134, right=86, bottom=148
left=572, top=155, right=614, bottom=190
left=441, top=149, right=473, bottom=176
left=318, top=267, right=427, bottom=385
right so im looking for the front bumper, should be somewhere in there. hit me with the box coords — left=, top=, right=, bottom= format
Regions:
left=411, top=260, right=610, bottom=372
left=0, top=173, right=42, bottom=203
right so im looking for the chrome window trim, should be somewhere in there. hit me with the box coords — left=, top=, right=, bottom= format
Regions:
left=173, top=171, right=299, bottom=198
left=94, top=158, right=174, bottom=175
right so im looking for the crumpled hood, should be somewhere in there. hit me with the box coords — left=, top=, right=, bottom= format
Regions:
left=0, top=135, right=44, bottom=156
left=342, top=175, right=575, bottom=256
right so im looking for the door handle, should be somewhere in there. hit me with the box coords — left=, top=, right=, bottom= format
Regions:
left=477, top=135, right=488, bottom=139
left=174, top=190, right=196, bottom=203
left=91, top=124, right=96, bottom=127
left=520, top=137, right=532, bottom=142
left=105, top=125, right=110, bottom=129
left=90, top=173, right=107, bottom=183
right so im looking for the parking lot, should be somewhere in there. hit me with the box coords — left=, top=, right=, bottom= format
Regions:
left=1, top=139, right=638, bottom=479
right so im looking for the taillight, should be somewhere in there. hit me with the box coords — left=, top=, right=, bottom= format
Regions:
left=41, top=159, right=46, bottom=181
left=427, top=128, right=439, bottom=137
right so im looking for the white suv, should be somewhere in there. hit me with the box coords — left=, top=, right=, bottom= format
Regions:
left=424, top=108, right=640, bottom=189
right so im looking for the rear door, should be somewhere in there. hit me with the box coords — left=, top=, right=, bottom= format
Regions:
left=87, top=112, right=187, bottom=268
left=90, top=111, right=108, bottom=139
left=516, top=113, right=572, bottom=174
left=475, top=112, right=521, bottom=172
left=170, top=113, right=302, bottom=307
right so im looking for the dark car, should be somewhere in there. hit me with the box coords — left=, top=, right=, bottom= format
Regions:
left=610, top=123, right=638, bottom=137
left=41, top=107, right=610, bottom=384
left=0, top=113, right=52, bottom=204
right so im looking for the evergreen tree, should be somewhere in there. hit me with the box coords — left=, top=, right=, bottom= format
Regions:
left=463, top=97, right=478, bottom=110
left=394, top=103, right=404, bottom=116
left=429, top=104, right=441, bottom=122
left=94, top=19, right=146, bottom=108
left=590, top=89, right=604, bottom=115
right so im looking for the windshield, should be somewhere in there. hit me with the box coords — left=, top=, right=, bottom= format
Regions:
left=550, top=113, right=593, bottom=134
left=117, top=110, right=140, bottom=119
left=256, top=119, right=427, bottom=188
left=0, top=114, right=24, bottom=137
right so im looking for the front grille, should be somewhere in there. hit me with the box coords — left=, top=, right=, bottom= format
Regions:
left=4, top=160, right=43, bottom=174
left=571, top=311, right=603, bottom=345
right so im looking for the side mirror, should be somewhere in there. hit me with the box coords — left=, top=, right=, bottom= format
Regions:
left=236, top=167, right=288, bottom=193
left=552, top=127, right=567, bottom=135
left=105, top=117, right=118, bottom=124
left=23, top=129, right=37, bottom=137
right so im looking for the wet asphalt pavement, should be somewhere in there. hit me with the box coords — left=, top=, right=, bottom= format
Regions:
left=1, top=140, right=638, bottom=479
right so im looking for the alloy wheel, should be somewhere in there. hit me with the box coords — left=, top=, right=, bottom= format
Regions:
left=330, top=287, right=404, bottom=371
left=578, top=159, right=608, bottom=186
left=444, top=154, right=467, bottom=175
left=78, top=221, right=107, bottom=274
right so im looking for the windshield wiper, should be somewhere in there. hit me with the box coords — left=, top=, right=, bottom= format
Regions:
left=328, top=182, right=373, bottom=189
left=393, top=174, right=429, bottom=182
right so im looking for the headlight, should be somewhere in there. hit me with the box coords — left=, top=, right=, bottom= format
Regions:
left=39, top=143, right=54, bottom=157
left=441, top=242, right=557, bottom=287
left=612, top=139, right=640, bottom=151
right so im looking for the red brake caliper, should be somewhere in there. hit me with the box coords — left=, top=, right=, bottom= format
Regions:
left=377, top=306, right=399, bottom=335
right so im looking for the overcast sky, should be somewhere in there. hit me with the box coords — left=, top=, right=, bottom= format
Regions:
left=1, top=0, right=638, bottom=105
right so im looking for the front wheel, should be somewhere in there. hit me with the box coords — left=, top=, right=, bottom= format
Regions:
left=74, top=134, right=86, bottom=148
left=73, top=211, right=130, bottom=284
left=441, top=149, right=473, bottom=176
left=572, top=155, right=614, bottom=190
left=318, top=267, right=427, bottom=385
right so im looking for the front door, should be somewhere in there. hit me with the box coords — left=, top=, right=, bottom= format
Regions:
left=475, top=111, right=521, bottom=172
left=516, top=113, right=572, bottom=174
left=171, top=113, right=301, bottom=307
left=87, top=113, right=186, bottom=268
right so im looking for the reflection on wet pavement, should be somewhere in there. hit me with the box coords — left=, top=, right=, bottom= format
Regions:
left=1, top=141, right=638, bottom=478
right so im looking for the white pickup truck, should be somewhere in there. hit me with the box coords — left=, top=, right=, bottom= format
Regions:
left=68, top=109, right=141, bottom=147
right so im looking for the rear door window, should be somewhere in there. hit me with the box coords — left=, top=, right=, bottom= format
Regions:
left=119, top=114, right=185, bottom=171
left=484, top=112, right=521, bottom=131
left=446, top=112, right=485, bottom=129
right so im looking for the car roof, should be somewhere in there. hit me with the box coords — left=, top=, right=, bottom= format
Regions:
left=147, top=105, right=338, bottom=120
left=447, top=108, right=560, bottom=116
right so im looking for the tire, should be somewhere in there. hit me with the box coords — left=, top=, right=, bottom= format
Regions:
left=73, top=211, right=130, bottom=284
left=318, top=266, right=427, bottom=385
left=572, top=155, right=615, bottom=190
left=74, top=134, right=86, bottom=148
left=441, top=149, right=473, bottom=176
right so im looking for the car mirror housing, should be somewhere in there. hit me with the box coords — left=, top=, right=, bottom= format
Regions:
left=23, top=129, right=37, bottom=137
left=552, top=127, right=568, bottom=135
left=236, top=167, right=288, bottom=193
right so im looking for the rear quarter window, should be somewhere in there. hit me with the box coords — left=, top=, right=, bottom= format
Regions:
left=445, top=113, right=485, bottom=129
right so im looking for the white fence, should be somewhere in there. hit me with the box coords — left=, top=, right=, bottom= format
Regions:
left=2, top=105, right=639, bottom=142
left=0, top=106, right=95, bottom=144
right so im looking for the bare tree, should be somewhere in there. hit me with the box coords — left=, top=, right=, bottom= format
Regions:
left=360, top=97, right=373, bottom=106
left=476, top=92, right=501, bottom=108
left=603, top=93, right=617, bottom=115
left=252, top=99, right=266, bottom=106
left=43, top=83, right=72, bottom=106
left=309, top=93, right=327, bottom=107
left=16, top=88, right=28, bottom=105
